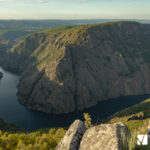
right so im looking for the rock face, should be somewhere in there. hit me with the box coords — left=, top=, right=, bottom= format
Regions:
left=56, top=120, right=86, bottom=150
left=79, top=123, right=130, bottom=150
left=3, top=21, right=150, bottom=114
left=56, top=120, right=130, bottom=150
left=0, top=72, right=3, bottom=79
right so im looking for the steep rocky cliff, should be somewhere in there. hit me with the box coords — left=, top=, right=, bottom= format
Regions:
left=3, top=21, right=150, bottom=114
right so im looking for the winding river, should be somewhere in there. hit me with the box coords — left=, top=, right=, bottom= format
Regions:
left=0, top=66, right=150, bottom=130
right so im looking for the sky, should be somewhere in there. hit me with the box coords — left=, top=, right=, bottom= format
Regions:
left=0, top=0, right=150, bottom=19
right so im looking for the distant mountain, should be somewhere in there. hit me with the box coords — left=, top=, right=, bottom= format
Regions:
left=3, top=21, right=150, bottom=114
left=0, top=19, right=150, bottom=29
left=0, top=28, right=36, bottom=60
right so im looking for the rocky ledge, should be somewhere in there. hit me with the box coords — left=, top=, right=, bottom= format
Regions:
left=56, top=120, right=131, bottom=150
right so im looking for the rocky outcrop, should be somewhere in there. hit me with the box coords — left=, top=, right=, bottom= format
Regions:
left=56, top=120, right=130, bottom=150
left=3, top=21, right=150, bottom=114
left=0, top=72, right=3, bottom=79
left=79, top=122, right=130, bottom=150
left=56, top=120, right=86, bottom=150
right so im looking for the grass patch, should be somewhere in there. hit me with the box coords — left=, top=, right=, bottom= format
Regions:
left=43, top=25, right=76, bottom=34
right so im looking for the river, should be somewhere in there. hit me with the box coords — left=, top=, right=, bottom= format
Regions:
left=0, top=66, right=150, bottom=130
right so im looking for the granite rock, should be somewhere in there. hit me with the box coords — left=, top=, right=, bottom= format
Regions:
left=56, top=120, right=86, bottom=150
left=79, top=123, right=130, bottom=150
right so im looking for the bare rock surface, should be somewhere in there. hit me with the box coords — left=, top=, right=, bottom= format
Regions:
left=79, top=122, right=130, bottom=150
left=56, top=120, right=86, bottom=150
left=56, top=120, right=130, bottom=150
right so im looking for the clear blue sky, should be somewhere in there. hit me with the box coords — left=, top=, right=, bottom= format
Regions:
left=0, top=0, right=150, bottom=19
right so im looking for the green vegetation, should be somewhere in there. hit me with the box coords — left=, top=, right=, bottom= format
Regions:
left=4, top=21, right=142, bottom=73
left=43, top=25, right=76, bottom=33
left=0, top=118, right=23, bottom=132
left=0, top=28, right=35, bottom=41
left=42, top=21, right=135, bottom=34
left=1, top=100, right=150, bottom=150
left=0, top=27, right=36, bottom=65
left=83, top=113, right=92, bottom=128
left=0, top=118, right=66, bottom=150
left=0, top=117, right=66, bottom=150
left=0, top=28, right=10, bottom=36
left=106, top=99, right=150, bottom=150
left=107, top=99, right=150, bottom=133
left=2, top=21, right=150, bottom=149
left=120, top=129, right=130, bottom=150
left=0, top=127, right=66, bottom=150
left=41, top=21, right=135, bottom=36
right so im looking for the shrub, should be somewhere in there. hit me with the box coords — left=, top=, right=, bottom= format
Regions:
left=0, top=128, right=66, bottom=150
left=83, top=113, right=92, bottom=127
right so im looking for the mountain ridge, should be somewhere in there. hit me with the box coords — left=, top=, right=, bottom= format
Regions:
left=2, top=21, right=150, bottom=114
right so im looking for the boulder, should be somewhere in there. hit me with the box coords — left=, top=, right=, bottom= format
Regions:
left=56, top=120, right=86, bottom=150
left=79, top=123, right=130, bottom=150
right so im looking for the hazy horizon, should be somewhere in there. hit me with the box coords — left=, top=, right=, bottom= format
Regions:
left=0, top=0, right=150, bottom=20
left=0, top=18, right=150, bottom=21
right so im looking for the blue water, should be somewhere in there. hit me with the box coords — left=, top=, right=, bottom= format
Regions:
left=0, top=66, right=150, bottom=130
